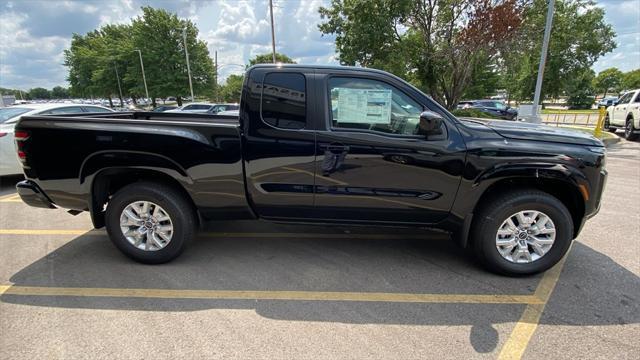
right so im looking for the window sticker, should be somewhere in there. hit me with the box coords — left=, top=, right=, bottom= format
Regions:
left=335, top=88, right=392, bottom=124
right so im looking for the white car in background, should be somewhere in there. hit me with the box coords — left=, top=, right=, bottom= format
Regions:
left=0, top=103, right=113, bottom=176
left=166, top=103, right=216, bottom=113
left=604, top=89, right=640, bottom=140
left=167, top=103, right=240, bottom=114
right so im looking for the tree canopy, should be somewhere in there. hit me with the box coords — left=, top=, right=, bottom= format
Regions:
left=319, top=0, right=619, bottom=108
left=64, top=7, right=216, bottom=106
left=248, top=52, right=296, bottom=66
left=593, top=68, right=623, bottom=97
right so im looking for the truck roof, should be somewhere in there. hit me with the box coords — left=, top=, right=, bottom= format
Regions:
left=248, top=63, right=393, bottom=76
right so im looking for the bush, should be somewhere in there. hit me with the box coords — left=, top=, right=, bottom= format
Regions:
left=451, top=108, right=501, bottom=119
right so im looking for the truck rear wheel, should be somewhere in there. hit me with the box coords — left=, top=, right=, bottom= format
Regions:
left=471, top=190, right=573, bottom=275
left=105, top=182, right=196, bottom=264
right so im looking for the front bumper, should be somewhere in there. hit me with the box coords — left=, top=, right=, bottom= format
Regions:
left=16, top=180, right=56, bottom=209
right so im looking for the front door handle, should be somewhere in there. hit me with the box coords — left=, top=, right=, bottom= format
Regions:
left=322, top=144, right=350, bottom=153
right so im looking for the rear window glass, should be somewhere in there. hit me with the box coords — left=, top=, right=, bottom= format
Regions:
left=0, top=107, right=33, bottom=123
left=261, top=72, right=306, bottom=129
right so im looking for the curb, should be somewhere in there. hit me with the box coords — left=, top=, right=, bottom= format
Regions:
left=602, top=136, right=621, bottom=147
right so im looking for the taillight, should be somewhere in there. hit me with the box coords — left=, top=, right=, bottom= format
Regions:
left=14, top=130, right=30, bottom=140
left=0, top=132, right=7, bottom=137
left=14, top=130, right=30, bottom=167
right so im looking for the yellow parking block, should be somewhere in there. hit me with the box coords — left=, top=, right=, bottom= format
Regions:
left=0, top=285, right=544, bottom=304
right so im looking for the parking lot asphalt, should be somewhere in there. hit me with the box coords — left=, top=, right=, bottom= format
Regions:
left=0, top=139, right=638, bottom=359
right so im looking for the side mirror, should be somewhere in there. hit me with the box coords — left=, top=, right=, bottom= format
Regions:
left=418, top=110, right=444, bottom=137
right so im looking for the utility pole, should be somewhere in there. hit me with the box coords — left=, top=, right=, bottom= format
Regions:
left=134, top=49, right=150, bottom=103
left=269, top=0, right=276, bottom=63
left=214, top=50, right=218, bottom=102
left=531, top=0, right=555, bottom=123
left=114, top=61, right=124, bottom=107
left=183, top=28, right=195, bottom=101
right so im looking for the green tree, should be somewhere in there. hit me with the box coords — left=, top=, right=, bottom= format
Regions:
left=64, top=25, right=134, bottom=106
left=319, top=0, right=525, bottom=109
left=130, top=7, right=216, bottom=106
left=593, top=67, right=623, bottom=97
left=28, top=87, right=50, bottom=99
left=248, top=52, right=296, bottom=66
left=566, top=68, right=595, bottom=109
left=217, top=74, right=244, bottom=103
left=621, top=69, right=640, bottom=90
left=502, top=0, right=616, bottom=102
left=51, top=86, right=70, bottom=99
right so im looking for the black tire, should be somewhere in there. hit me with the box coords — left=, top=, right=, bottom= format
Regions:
left=471, top=189, right=573, bottom=276
left=624, top=118, right=638, bottom=141
left=604, top=115, right=616, bottom=133
left=105, top=182, right=196, bottom=264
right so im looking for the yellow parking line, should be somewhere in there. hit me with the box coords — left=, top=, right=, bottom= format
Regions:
left=0, top=194, right=21, bottom=202
left=0, top=284, right=543, bottom=304
left=497, top=254, right=568, bottom=360
left=0, top=229, right=439, bottom=240
left=0, top=229, right=89, bottom=235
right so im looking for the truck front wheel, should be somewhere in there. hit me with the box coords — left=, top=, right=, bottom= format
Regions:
left=105, top=182, right=196, bottom=264
left=471, top=190, right=573, bottom=275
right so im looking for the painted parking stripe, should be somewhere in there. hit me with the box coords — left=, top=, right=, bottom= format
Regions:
left=0, top=229, right=442, bottom=240
left=0, top=285, right=544, bottom=304
left=497, top=252, right=568, bottom=359
left=0, top=194, right=20, bottom=202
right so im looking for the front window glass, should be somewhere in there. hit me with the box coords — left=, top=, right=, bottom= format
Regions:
left=618, top=93, right=632, bottom=104
left=329, top=77, right=423, bottom=135
left=0, top=107, right=33, bottom=123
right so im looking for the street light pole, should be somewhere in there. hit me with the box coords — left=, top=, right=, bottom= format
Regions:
left=269, top=0, right=276, bottom=63
left=114, top=61, right=124, bottom=107
left=134, top=49, right=149, bottom=102
left=531, top=0, right=555, bottom=123
left=183, top=28, right=195, bottom=101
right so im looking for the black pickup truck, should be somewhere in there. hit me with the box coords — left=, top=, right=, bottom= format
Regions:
left=14, top=64, right=607, bottom=275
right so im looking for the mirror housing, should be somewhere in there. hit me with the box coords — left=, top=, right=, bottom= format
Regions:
left=418, top=111, right=444, bottom=137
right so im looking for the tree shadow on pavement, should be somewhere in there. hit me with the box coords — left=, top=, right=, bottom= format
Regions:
left=2, top=228, right=638, bottom=354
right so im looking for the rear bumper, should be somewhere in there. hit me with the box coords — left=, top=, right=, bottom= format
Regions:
left=16, top=180, right=56, bottom=209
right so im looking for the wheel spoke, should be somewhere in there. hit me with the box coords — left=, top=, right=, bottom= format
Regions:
left=141, top=202, right=150, bottom=217
left=529, top=241, right=546, bottom=256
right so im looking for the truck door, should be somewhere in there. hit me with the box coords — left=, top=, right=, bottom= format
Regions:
left=312, top=74, right=466, bottom=224
left=241, top=68, right=317, bottom=220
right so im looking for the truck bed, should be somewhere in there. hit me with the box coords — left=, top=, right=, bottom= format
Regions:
left=16, top=111, right=252, bottom=225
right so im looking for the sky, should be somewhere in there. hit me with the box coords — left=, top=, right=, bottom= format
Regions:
left=0, top=0, right=638, bottom=91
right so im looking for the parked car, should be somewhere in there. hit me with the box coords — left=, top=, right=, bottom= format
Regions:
left=604, top=89, right=640, bottom=140
left=597, top=97, right=618, bottom=108
left=166, top=103, right=217, bottom=113
left=209, top=104, right=239, bottom=114
left=216, top=109, right=239, bottom=116
left=14, top=64, right=607, bottom=276
left=457, top=100, right=518, bottom=120
left=152, top=105, right=178, bottom=112
left=0, top=103, right=113, bottom=176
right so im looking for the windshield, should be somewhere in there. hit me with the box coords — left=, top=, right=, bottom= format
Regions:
left=0, top=107, right=34, bottom=123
